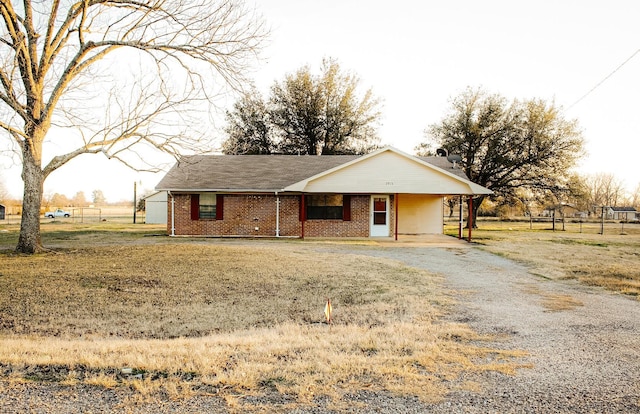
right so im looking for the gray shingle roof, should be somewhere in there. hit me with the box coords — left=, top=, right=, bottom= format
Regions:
left=418, top=156, right=468, bottom=179
left=155, top=154, right=468, bottom=192
left=156, top=155, right=359, bottom=191
left=611, top=206, right=637, bottom=212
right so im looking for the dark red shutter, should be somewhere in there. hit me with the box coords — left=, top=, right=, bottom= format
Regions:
left=191, top=194, right=200, bottom=220
left=216, top=194, right=224, bottom=220
left=343, top=195, right=351, bottom=221
left=299, top=195, right=306, bottom=221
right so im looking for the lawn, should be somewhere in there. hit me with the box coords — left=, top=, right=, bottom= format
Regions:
left=0, top=222, right=524, bottom=411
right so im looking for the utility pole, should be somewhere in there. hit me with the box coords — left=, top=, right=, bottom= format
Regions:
left=133, top=181, right=137, bottom=224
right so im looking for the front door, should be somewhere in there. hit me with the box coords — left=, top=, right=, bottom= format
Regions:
left=370, top=195, right=390, bottom=237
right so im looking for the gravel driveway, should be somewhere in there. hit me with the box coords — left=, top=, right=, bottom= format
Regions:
left=353, top=241, right=640, bottom=413
left=1, top=239, right=639, bottom=413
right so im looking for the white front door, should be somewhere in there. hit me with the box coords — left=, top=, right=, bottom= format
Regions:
left=370, top=195, right=390, bottom=237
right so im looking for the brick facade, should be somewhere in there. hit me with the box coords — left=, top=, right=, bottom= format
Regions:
left=167, top=193, right=384, bottom=238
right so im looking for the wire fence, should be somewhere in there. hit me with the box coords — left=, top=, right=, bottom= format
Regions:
left=71, top=207, right=102, bottom=223
left=445, top=217, right=640, bottom=236
left=0, top=207, right=146, bottom=225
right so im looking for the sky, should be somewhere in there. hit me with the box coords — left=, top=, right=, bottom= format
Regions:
left=2, top=0, right=639, bottom=202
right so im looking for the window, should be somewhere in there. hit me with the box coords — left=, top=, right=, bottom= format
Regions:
left=191, top=193, right=224, bottom=220
left=306, top=194, right=344, bottom=220
left=373, top=197, right=387, bottom=225
left=198, top=193, right=217, bottom=219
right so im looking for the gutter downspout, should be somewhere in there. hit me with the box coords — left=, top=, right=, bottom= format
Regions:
left=275, top=192, right=280, bottom=237
left=168, top=191, right=175, bottom=237
left=301, top=194, right=305, bottom=239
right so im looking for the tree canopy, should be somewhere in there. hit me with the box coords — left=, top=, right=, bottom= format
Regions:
left=223, top=58, right=382, bottom=155
left=0, top=0, right=267, bottom=253
left=222, top=89, right=274, bottom=155
left=420, top=87, right=584, bottom=224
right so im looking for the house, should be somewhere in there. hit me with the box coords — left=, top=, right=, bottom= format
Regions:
left=607, top=206, right=637, bottom=221
left=155, top=146, right=492, bottom=239
left=143, top=191, right=168, bottom=224
left=0, top=204, right=4, bottom=220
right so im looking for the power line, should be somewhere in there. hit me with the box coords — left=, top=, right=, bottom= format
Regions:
left=567, top=48, right=640, bottom=110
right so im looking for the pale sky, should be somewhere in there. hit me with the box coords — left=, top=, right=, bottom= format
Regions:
left=2, top=0, right=639, bottom=202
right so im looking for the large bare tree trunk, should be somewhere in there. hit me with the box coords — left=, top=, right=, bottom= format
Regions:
left=16, top=141, right=45, bottom=254
left=467, top=195, right=485, bottom=229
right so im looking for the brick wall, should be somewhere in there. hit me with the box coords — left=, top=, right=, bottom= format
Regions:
left=167, top=193, right=375, bottom=237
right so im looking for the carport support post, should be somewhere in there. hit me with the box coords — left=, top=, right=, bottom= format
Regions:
left=458, top=196, right=463, bottom=239
left=395, top=193, right=398, bottom=241
left=467, top=196, right=473, bottom=243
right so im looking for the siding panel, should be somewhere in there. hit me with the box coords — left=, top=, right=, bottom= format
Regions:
left=302, top=151, right=472, bottom=194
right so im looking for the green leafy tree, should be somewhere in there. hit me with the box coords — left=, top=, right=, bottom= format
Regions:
left=222, top=90, right=273, bottom=154
left=421, top=87, right=584, bottom=226
left=223, top=58, right=381, bottom=155
left=0, top=0, right=266, bottom=253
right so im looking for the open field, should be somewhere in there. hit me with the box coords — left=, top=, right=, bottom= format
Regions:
left=445, top=219, right=640, bottom=298
left=1, top=206, right=144, bottom=225
left=0, top=223, right=526, bottom=411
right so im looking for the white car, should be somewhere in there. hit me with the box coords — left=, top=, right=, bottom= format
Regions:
left=45, top=209, right=71, bottom=218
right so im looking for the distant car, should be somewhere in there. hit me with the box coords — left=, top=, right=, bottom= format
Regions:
left=45, top=209, right=71, bottom=218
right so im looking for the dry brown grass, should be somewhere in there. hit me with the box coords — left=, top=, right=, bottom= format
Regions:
left=457, top=220, right=640, bottom=298
left=521, top=285, right=584, bottom=312
left=0, top=229, right=527, bottom=410
left=0, top=243, right=444, bottom=338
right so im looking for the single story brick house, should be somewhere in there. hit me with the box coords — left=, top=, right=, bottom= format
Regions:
left=155, top=146, right=491, bottom=238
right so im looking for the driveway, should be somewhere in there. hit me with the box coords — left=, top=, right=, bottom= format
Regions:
left=354, top=241, right=640, bottom=413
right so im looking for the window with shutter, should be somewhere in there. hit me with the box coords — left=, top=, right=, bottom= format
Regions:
left=192, top=193, right=218, bottom=220
left=306, top=194, right=344, bottom=220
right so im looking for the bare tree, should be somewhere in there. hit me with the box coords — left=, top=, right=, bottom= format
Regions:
left=71, top=191, right=87, bottom=207
left=0, top=176, right=8, bottom=202
left=0, top=0, right=267, bottom=253
left=50, top=192, right=70, bottom=208
left=582, top=173, right=626, bottom=214
left=91, top=189, right=106, bottom=206
left=630, top=183, right=640, bottom=209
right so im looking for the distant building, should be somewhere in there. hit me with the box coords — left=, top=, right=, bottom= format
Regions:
left=606, top=206, right=637, bottom=220
left=143, top=191, right=168, bottom=224
left=0, top=204, right=5, bottom=220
